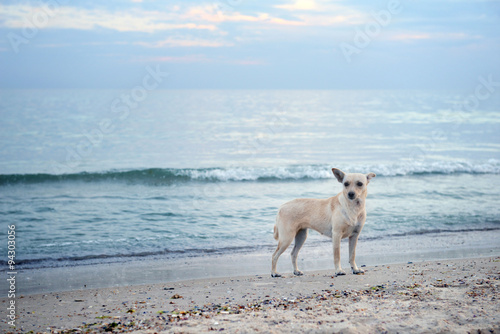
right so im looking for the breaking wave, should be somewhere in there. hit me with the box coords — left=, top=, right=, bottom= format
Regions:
left=1, top=159, right=499, bottom=185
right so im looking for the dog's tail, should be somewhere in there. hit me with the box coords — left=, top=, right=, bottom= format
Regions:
left=273, top=209, right=281, bottom=240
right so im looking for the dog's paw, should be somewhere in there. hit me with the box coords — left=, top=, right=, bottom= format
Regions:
left=293, top=270, right=304, bottom=276
left=335, top=269, right=347, bottom=277
left=352, top=268, right=365, bottom=275
left=271, top=272, right=282, bottom=278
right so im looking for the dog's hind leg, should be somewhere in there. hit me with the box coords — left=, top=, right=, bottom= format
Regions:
left=271, top=235, right=293, bottom=277
left=291, top=228, right=308, bottom=276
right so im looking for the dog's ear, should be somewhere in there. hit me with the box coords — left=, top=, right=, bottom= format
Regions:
left=366, top=172, right=376, bottom=184
left=332, top=168, right=345, bottom=183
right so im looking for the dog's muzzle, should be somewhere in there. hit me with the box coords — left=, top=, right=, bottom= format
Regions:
left=348, top=191, right=356, bottom=200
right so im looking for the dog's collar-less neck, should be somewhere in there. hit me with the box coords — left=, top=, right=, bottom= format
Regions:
left=339, top=195, right=363, bottom=226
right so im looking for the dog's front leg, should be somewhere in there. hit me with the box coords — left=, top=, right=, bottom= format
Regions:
left=332, top=233, right=345, bottom=276
left=349, top=234, right=364, bottom=274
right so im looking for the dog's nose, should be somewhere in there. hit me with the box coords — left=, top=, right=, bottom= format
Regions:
left=348, top=191, right=355, bottom=199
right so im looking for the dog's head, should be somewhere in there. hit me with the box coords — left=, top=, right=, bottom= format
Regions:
left=332, top=168, right=375, bottom=201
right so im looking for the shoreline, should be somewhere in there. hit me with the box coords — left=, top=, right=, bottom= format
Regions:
left=2, top=256, right=499, bottom=333
left=7, top=228, right=500, bottom=296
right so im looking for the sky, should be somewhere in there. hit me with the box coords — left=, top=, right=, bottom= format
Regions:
left=0, top=0, right=499, bottom=90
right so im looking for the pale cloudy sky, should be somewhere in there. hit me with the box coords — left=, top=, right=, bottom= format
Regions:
left=0, top=0, right=499, bottom=89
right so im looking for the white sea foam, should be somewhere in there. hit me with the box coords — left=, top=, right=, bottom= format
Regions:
left=176, top=159, right=500, bottom=181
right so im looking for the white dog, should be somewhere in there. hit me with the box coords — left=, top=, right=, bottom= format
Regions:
left=271, top=168, right=375, bottom=277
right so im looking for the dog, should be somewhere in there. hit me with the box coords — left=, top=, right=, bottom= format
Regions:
left=271, top=168, right=375, bottom=277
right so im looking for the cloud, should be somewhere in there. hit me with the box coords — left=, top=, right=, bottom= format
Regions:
left=186, top=3, right=361, bottom=27
left=136, top=37, right=234, bottom=48
left=387, top=32, right=483, bottom=41
left=184, top=5, right=263, bottom=23
left=0, top=3, right=294, bottom=32
left=296, top=13, right=364, bottom=27
left=183, top=5, right=306, bottom=26
left=0, top=4, right=217, bottom=32
left=0, top=2, right=365, bottom=37
left=272, top=1, right=366, bottom=27
left=275, top=0, right=320, bottom=11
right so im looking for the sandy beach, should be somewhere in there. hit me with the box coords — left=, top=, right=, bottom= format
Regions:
left=1, top=256, right=498, bottom=333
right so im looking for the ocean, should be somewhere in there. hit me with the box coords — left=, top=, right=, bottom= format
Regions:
left=1, top=89, right=499, bottom=293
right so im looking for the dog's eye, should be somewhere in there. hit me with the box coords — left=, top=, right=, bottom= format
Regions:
left=357, top=182, right=363, bottom=187
left=344, top=182, right=350, bottom=187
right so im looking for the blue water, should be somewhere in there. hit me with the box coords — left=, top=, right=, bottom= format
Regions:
left=1, top=90, right=499, bottom=272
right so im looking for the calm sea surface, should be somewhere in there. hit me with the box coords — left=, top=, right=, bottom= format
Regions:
left=1, top=90, right=499, bottom=274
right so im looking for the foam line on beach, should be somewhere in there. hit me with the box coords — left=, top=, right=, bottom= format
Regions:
left=5, top=226, right=500, bottom=271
